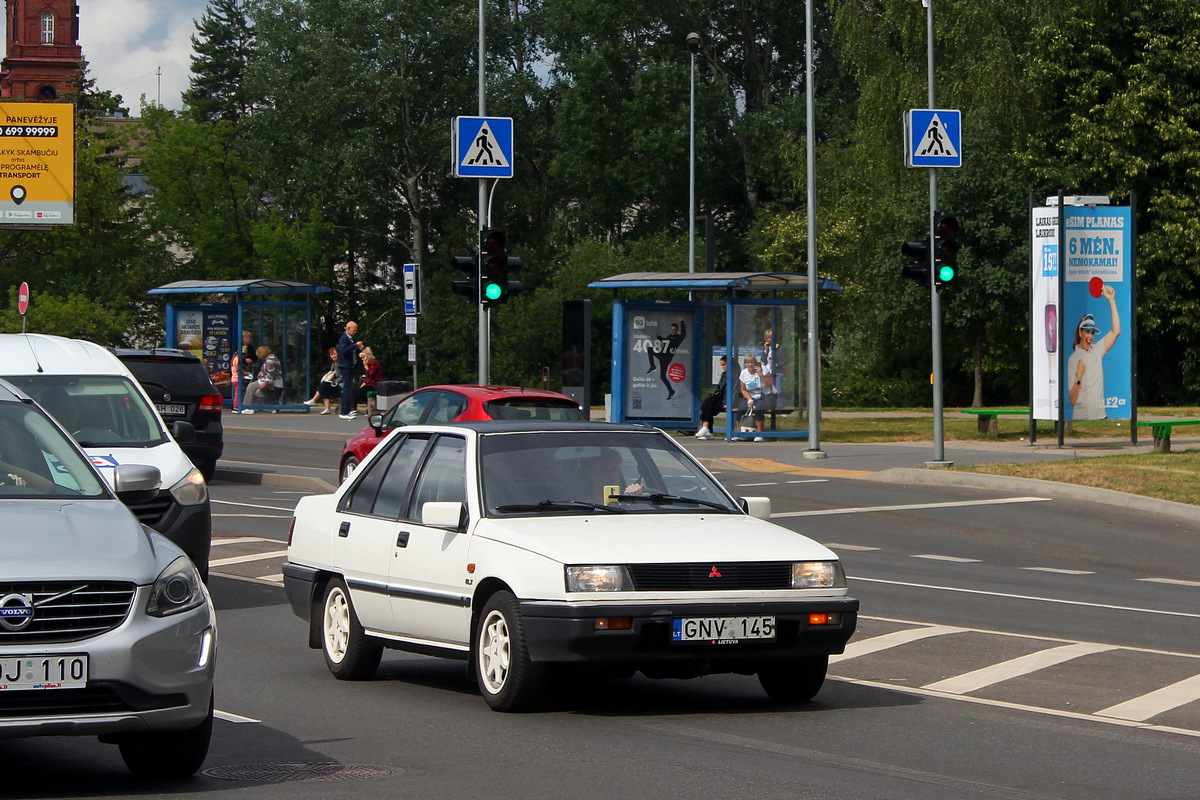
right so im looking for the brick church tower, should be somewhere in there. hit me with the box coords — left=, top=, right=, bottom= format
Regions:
left=0, top=0, right=83, bottom=101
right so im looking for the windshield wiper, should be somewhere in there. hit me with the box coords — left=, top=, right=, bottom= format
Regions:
left=494, top=499, right=626, bottom=514
left=610, top=493, right=730, bottom=512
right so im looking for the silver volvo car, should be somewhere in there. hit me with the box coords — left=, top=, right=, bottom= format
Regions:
left=0, top=379, right=216, bottom=778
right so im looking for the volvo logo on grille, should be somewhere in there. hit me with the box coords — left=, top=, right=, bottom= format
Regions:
left=0, top=593, right=35, bottom=630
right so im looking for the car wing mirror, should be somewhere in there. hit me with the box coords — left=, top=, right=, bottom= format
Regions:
left=740, top=496, right=772, bottom=520
left=370, top=413, right=387, bottom=432
left=422, top=501, right=467, bottom=532
left=114, top=463, right=161, bottom=505
left=171, top=420, right=196, bottom=444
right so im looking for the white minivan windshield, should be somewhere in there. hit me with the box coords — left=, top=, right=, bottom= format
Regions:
left=4, top=375, right=167, bottom=449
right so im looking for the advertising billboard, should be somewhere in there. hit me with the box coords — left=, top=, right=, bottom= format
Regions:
left=1031, top=204, right=1133, bottom=421
left=0, top=102, right=74, bottom=226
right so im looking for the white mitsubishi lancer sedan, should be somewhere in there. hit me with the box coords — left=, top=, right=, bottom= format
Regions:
left=284, top=422, right=858, bottom=711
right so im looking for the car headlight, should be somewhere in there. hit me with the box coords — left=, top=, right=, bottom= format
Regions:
left=565, top=565, right=633, bottom=592
left=169, top=467, right=208, bottom=506
left=147, top=556, right=207, bottom=617
left=792, top=561, right=846, bottom=589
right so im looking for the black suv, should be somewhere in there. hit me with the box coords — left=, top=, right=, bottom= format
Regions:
left=114, top=348, right=224, bottom=481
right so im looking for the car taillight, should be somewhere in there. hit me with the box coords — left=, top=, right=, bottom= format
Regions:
left=199, top=393, right=224, bottom=412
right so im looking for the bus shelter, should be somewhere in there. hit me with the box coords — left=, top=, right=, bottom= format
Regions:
left=588, top=272, right=841, bottom=441
left=148, top=279, right=331, bottom=413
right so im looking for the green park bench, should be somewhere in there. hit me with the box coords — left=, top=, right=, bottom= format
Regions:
left=1136, top=419, right=1200, bottom=452
left=961, top=408, right=1030, bottom=436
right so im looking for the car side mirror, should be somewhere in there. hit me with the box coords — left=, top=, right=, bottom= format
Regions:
left=171, top=420, right=196, bottom=444
left=740, top=496, right=771, bottom=520
left=422, top=501, right=467, bottom=532
left=369, top=413, right=386, bottom=432
left=114, top=463, right=161, bottom=505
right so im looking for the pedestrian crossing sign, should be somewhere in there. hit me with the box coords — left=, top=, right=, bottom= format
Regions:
left=905, top=109, right=962, bottom=168
left=452, top=116, right=514, bottom=178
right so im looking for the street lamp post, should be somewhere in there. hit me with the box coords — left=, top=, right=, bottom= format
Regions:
left=686, top=32, right=700, bottom=274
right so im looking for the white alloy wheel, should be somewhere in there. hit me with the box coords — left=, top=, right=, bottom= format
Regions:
left=478, top=608, right=512, bottom=694
left=340, top=456, right=359, bottom=484
left=473, top=591, right=545, bottom=711
left=320, top=578, right=382, bottom=680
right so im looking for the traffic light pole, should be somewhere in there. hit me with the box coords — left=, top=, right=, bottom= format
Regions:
left=477, top=0, right=489, bottom=385
left=925, top=0, right=950, bottom=466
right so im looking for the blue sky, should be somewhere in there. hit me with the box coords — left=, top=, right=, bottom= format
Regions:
left=77, top=0, right=209, bottom=112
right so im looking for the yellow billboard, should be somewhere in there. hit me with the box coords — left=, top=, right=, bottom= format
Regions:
left=0, top=102, right=74, bottom=226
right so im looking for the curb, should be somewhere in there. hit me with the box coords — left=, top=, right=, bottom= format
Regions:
left=868, top=467, right=1200, bottom=523
left=214, top=467, right=337, bottom=494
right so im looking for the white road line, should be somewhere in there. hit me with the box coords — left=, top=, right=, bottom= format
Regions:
left=214, top=514, right=292, bottom=519
left=211, top=537, right=271, bottom=546
left=209, top=550, right=289, bottom=568
left=830, top=624, right=965, bottom=664
left=853, top=576, right=1200, bottom=621
left=1096, top=674, right=1200, bottom=722
left=772, top=496, right=1051, bottom=518
left=215, top=710, right=261, bottom=724
left=786, top=479, right=828, bottom=484
left=258, top=574, right=285, bottom=583
left=734, top=482, right=778, bottom=487
left=824, top=543, right=880, bottom=552
left=212, top=499, right=297, bottom=512
left=912, top=554, right=982, bottom=563
left=1138, top=577, right=1200, bottom=588
left=923, top=642, right=1116, bottom=694
left=1021, top=567, right=1095, bottom=575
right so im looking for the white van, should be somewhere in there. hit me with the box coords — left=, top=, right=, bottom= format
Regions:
left=0, top=334, right=212, bottom=578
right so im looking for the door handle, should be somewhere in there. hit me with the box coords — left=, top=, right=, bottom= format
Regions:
left=338, top=521, right=351, bottom=538
left=396, top=531, right=410, bottom=548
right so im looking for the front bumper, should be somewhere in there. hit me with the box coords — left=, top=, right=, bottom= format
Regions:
left=0, top=587, right=216, bottom=738
left=518, top=596, right=859, bottom=666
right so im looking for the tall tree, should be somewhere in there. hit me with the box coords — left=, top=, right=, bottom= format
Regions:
left=185, top=0, right=257, bottom=122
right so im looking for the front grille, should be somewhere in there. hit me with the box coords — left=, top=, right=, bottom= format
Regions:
left=0, top=582, right=136, bottom=644
left=127, top=494, right=172, bottom=526
left=628, top=562, right=793, bottom=591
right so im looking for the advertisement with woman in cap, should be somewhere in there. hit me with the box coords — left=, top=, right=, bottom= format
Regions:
left=1067, top=284, right=1120, bottom=420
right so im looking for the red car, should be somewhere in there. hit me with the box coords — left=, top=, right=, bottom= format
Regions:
left=338, top=384, right=586, bottom=481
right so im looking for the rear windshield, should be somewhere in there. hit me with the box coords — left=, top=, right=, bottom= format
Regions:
left=121, top=358, right=216, bottom=396
left=484, top=399, right=585, bottom=422
left=3, top=375, right=167, bottom=449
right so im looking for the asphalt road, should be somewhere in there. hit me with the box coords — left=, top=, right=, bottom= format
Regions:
left=7, top=420, right=1199, bottom=799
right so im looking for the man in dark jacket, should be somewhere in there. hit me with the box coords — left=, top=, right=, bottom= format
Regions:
left=337, top=321, right=364, bottom=419
left=696, top=356, right=727, bottom=439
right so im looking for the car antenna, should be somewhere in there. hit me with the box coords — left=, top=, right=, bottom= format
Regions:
left=21, top=332, right=44, bottom=373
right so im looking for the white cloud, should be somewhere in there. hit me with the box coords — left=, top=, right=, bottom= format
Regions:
left=77, top=0, right=210, bottom=111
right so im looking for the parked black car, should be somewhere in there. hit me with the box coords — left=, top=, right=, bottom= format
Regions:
left=114, top=348, right=224, bottom=481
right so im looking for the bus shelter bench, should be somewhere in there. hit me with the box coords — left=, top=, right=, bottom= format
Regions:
left=1136, top=419, right=1200, bottom=452
left=961, top=408, right=1030, bottom=436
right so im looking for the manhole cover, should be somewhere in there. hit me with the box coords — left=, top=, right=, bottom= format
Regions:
left=202, top=762, right=398, bottom=783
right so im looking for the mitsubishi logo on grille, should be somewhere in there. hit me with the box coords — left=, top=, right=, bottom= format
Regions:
left=708, top=566, right=722, bottom=578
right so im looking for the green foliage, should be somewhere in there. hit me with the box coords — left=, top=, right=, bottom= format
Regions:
left=185, top=0, right=256, bottom=122
left=0, top=290, right=133, bottom=344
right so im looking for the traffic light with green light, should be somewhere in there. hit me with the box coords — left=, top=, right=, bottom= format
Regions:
left=933, top=213, right=959, bottom=289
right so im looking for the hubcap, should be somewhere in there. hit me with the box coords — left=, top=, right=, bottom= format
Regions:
left=478, top=609, right=511, bottom=694
left=324, top=588, right=350, bottom=663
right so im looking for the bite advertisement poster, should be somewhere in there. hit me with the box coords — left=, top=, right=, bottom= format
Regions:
left=625, top=309, right=694, bottom=420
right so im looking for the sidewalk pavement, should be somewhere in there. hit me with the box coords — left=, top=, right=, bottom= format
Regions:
left=218, top=410, right=1200, bottom=523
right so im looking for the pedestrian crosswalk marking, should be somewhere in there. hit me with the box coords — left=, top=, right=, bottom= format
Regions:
left=831, top=624, right=965, bottom=664
left=923, top=642, right=1116, bottom=695
left=1096, top=674, right=1200, bottom=721
left=461, top=121, right=510, bottom=169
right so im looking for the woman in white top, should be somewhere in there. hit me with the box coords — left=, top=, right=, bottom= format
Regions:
left=736, top=354, right=766, bottom=441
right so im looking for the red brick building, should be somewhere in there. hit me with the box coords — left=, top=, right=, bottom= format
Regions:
left=1, top=0, right=83, bottom=100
